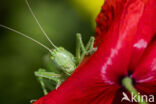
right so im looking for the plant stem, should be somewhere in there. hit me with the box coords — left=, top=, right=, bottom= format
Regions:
left=122, top=77, right=148, bottom=104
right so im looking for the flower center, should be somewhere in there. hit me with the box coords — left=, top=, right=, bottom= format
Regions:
left=118, top=70, right=136, bottom=87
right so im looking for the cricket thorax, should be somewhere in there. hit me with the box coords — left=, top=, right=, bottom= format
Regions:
left=50, top=47, right=76, bottom=75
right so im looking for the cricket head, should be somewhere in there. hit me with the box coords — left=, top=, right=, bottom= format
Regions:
left=50, top=47, right=76, bottom=75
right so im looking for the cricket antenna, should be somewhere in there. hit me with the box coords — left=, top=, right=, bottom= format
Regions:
left=25, top=0, right=57, bottom=48
left=0, top=24, right=52, bottom=53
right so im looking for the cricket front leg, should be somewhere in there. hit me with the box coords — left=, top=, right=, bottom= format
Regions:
left=85, top=36, right=97, bottom=55
left=76, top=33, right=97, bottom=64
left=76, top=33, right=87, bottom=64
left=34, top=68, right=62, bottom=95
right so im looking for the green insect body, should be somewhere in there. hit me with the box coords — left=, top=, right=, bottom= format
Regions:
left=0, top=0, right=97, bottom=95
left=50, top=47, right=76, bottom=76
left=34, top=32, right=96, bottom=95
left=33, top=33, right=96, bottom=95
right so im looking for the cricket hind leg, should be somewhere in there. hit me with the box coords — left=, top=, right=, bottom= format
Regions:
left=34, top=68, right=62, bottom=95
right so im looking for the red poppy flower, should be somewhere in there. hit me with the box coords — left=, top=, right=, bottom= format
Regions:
left=34, top=0, right=156, bottom=104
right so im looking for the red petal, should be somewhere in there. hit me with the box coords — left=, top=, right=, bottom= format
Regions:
left=95, top=0, right=126, bottom=46
left=132, top=41, right=156, bottom=101
left=133, top=41, right=156, bottom=84
left=129, top=0, right=156, bottom=70
left=96, top=0, right=150, bottom=83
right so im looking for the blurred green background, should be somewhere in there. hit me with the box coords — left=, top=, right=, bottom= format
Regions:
left=0, top=0, right=103, bottom=104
